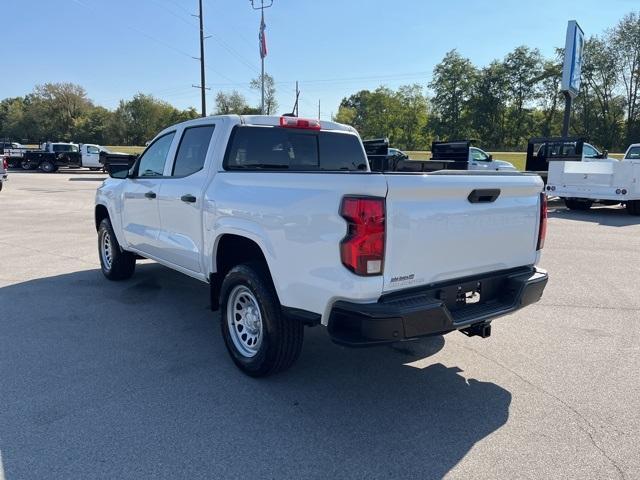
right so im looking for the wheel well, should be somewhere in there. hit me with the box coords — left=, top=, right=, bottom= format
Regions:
left=210, top=234, right=272, bottom=311
left=95, top=204, right=109, bottom=231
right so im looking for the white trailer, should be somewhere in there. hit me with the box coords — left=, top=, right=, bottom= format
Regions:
left=546, top=144, right=640, bottom=215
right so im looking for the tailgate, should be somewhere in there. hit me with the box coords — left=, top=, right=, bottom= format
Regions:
left=383, top=173, right=543, bottom=293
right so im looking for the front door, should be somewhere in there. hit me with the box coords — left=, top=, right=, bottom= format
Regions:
left=156, top=123, right=216, bottom=273
left=121, top=131, right=176, bottom=257
left=83, top=145, right=101, bottom=167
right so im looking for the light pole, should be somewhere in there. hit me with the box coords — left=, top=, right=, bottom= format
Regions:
left=250, top=0, right=273, bottom=114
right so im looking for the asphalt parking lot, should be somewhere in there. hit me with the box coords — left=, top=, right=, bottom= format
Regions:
left=0, top=170, right=639, bottom=480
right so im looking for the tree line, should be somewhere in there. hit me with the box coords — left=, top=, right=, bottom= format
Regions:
left=0, top=74, right=277, bottom=146
left=335, top=11, right=640, bottom=152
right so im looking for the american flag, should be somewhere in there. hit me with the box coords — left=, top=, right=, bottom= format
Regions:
left=259, top=14, right=267, bottom=59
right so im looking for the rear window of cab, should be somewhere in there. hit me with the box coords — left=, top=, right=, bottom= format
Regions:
left=223, top=126, right=367, bottom=171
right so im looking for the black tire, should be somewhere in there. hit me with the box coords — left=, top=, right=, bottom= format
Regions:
left=98, top=218, right=136, bottom=280
left=21, top=160, right=34, bottom=170
left=627, top=200, right=640, bottom=216
left=220, top=263, right=303, bottom=377
left=0, top=182, right=3, bottom=192
left=40, top=160, right=56, bottom=173
left=565, top=198, right=593, bottom=211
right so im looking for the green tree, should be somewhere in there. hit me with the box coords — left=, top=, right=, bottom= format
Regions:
left=468, top=61, right=509, bottom=148
left=250, top=74, right=278, bottom=114
left=503, top=46, right=542, bottom=148
left=428, top=49, right=477, bottom=140
left=215, top=90, right=256, bottom=114
left=611, top=12, right=640, bottom=144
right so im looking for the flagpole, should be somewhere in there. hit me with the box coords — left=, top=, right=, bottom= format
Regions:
left=251, top=0, right=273, bottom=115
left=261, top=6, right=265, bottom=115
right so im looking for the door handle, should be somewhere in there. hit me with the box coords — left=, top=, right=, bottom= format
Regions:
left=144, top=191, right=156, bottom=199
left=181, top=194, right=197, bottom=203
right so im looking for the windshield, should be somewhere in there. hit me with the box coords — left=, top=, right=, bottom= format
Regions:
left=625, top=146, right=640, bottom=160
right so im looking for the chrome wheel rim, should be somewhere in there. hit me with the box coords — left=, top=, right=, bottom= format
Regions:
left=227, top=285, right=263, bottom=358
left=100, top=230, right=113, bottom=270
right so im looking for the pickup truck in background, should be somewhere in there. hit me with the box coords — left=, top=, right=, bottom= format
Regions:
left=547, top=142, right=640, bottom=214
left=5, top=142, right=81, bottom=172
left=525, top=137, right=611, bottom=182
left=364, top=139, right=517, bottom=172
left=96, top=115, right=549, bottom=376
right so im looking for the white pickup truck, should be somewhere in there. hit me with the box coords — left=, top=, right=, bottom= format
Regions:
left=547, top=143, right=640, bottom=214
left=95, top=115, right=548, bottom=376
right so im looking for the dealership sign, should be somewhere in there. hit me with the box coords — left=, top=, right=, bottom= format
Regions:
left=561, top=20, right=585, bottom=97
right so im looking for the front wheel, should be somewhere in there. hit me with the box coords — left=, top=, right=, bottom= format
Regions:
left=220, top=263, right=303, bottom=377
left=565, top=198, right=593, bottom=211
left=98, top=218, right=136, bottom=280
left=21, top=160, right=34, bottom=170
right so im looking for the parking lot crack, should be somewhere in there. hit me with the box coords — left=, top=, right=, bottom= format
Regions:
left=0, top=240, right=95, bottom=267
left=456, top=342, right=628, bottom=479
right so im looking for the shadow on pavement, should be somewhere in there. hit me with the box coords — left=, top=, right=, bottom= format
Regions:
left=548, top=199, right=639, bottom=227
left=0, top=263, right=511, bottom=479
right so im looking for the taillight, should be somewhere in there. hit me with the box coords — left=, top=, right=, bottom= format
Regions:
left=340, top=196, right=385, bottom=275
left=279, top=116, right=321, bottom=130
left=537, top=193, right=547, bottom=250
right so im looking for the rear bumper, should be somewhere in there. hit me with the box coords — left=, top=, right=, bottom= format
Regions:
left=328, top=266, right=548, bottom=346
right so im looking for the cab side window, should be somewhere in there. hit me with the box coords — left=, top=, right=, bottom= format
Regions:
left=583, top=145, right=598, bottom=158
left=87, top=146, right=100, bottom=154
left=137, top=132, right=175, bottom=177
left=172, top=125, right=215, bottom=177
left=471, top=148, right=489, bottom=161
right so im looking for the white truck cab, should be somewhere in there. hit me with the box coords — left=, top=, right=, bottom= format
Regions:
left=469, top=147, right=517, bottom=171
left=96, top=115, right=548, bottom=376
left=79, top=144, right=113, bottom=169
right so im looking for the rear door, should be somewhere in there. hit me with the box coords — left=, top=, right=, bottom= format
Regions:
left=156, top=122, right=217, bottom=273
left=382, top=173, right=542, bottom=292
left=121, top=131, right=176, bottom=257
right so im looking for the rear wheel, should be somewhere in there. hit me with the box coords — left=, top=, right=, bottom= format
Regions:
left=565, top=198, right=593, bottom=211
left=627, top=200, right=640, bottom=216
left=220, top=263, right=303, bottom=377
left=40, top=160, right=57, bottom=173
left=98, top=218, right=136, bottom=280
left=21, top=160, right=34, bottom=170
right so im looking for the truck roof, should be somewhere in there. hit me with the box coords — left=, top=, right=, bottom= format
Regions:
left=164, top=115, right=355, bottom=135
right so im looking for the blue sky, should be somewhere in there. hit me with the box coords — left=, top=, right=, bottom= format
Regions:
left=1, top=0, right=637, bottom=119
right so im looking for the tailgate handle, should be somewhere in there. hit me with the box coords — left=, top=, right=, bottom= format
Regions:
left=468, top=189, right=500, bottom=203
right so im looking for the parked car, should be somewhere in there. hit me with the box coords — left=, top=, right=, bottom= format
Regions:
left=546, top=140, right=640, bottom=214
left=0, top=156, right=7, bottom=191
left=96, top=115, right=549, bottom=376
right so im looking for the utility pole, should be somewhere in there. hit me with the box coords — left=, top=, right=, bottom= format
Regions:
left=250, top=0, right=273, bottom=115
left=294, top=81, right=299, bottom=116
left=192, top=0, right=209, bottom=117
left=318, top=99, right=321, bottom=121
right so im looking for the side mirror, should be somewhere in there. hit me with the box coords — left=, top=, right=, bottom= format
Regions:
left=106, top=163, right=131, bottom=179
left=488, top=154, right=493, bottom=161
left=602, top=150, right=609, bottom=158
